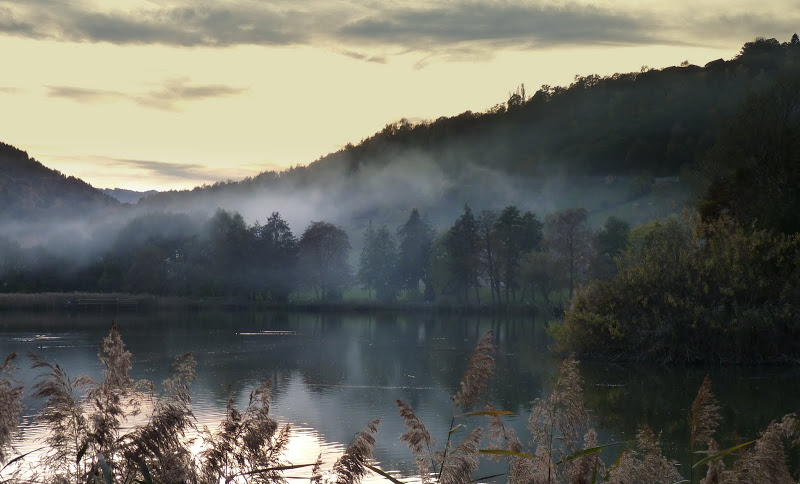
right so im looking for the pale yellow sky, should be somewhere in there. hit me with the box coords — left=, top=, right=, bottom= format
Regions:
left=0, top=0, right=797, bottom=190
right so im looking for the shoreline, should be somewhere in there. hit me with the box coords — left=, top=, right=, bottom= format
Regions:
left=0, top=292, right=548, bottom=316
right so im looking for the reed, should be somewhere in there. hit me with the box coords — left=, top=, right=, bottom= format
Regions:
left=0, top=353, right=23, bottom=467
left=2, top=326, right=800, bottom=483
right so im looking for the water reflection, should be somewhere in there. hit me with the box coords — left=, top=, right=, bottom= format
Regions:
left=1, top=310, right=798, bottom=481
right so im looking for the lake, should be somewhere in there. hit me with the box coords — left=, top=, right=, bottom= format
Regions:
left=1, top=309, right=799, bottom=482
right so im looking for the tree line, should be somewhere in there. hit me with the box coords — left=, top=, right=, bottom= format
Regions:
left=0, top=204, right=632, bottom=307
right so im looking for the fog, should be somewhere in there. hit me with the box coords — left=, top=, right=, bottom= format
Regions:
left=0, top=136, right=679, bottom=295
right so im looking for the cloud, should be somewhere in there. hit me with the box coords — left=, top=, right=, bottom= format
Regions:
left=0, top=6, right=38, bottom=37
left=0, top=1, right=310, bottom=46
left=0, top=86, right=24, bottom=94
left=338, top=4, right=657, bottom=49
left=83, top=155, right=276, bottom=183
left=1, top=1, right=798, bottom=63
left=46, top=85, right=128, bottom=103
left=133, top=78, right=249, bottom=110
left=96, top=156, right=212, bottom=180
left=46, top=78, right=248, bottom=110
left=336, top=49, right=387, bottom=64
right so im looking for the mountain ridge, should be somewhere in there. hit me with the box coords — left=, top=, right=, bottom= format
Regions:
left=0, top=142, right=118, bottom=220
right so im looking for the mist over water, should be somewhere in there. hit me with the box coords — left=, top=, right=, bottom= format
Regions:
left=2, top=310, right=798, bottom=481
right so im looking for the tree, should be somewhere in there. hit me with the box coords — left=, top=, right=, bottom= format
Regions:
left=589, top=216, right=630, bottom=280
left=396, top=209, right=435, bottom=299
left=299, top=221, right=351, bottom=301
left=477, top=210, right=501, bottom=304
left=254, top=212, right=298, bottom=301
left=358, top=221, right=377, bottom=298
left=625, top=216, right=692, bottom=275
left=520, top=250, right=564, bottom=305
left=444, top=205, right=481, bottom=303
left=792, top=33, right=799, bottom=45
left=494, top=206, right=543, bottom=303
left=697, top=75, right=800, bottom=234
left=358, top=222, right=399, bottom=302
left=557, top=217, right=800, bottom=363
left=545, top=208, right=591, bottom=299
left=206, top=209, right=252, bottom=295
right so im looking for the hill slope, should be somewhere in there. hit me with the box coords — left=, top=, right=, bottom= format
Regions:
left=0, top=142, right=118, bottom=219
left=140, top=37, right=800, bottom=228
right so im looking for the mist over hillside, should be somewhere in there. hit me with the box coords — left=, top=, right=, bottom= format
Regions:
left=137, top=36, right=800, bottom=231
left=1, top=36, right=798, bottom=286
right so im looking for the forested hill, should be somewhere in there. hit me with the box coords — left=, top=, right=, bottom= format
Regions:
left=143, top=36, right=800, bottom=213
left=0, top=142, right=118, bottom=219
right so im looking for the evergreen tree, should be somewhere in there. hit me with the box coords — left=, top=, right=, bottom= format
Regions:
left=444, top=205, right=481, bottom=303
left=371, top=226, right=400, bottom=302
left=589, top=216, right=630, bottom=280
left=256, top=212, right=298, bottom=301
left=396, top=209, right=435, bottom=299
left=357, top=221, right=377, bottom=298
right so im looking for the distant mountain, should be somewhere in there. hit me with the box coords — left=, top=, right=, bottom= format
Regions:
left=101, top=188, right=159, bottom=205
left=0, top=141, right=119, bottom=220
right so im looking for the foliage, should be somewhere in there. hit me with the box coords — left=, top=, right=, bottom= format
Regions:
left=0, top=142, right=118, bottom=220
left=253, top=212, right=299, bottom=301
left=588, top=216, right=630, bottom=281
left=555, top=216, right=800, bottom=363
left=520, top=250, right=564, bottom=305
left=494, top=206, right=544, bottom=304
left=545, top=209, right=591, bottom=299
left=299, top=221, right=352, bottom=301
left=396, top=209, right=435, bottom=299
left=697, top=72, right=800, bottom=234
left=358, top=222, right=399, bottom=302
left=443, top=205, right=481, bottom=303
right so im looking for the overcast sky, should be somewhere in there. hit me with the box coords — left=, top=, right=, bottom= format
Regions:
left=1, top=0, right=797, bottom=190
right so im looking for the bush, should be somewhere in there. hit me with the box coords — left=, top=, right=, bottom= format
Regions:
left=554, top=216, right=800, bottom=363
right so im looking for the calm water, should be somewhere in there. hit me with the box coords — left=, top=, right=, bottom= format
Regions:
left=1, top=309, right=799, bottom=481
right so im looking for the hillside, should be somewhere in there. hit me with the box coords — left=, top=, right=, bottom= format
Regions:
left=140, top=36, right=800, bottom=227
left=0, top=142, right=118, bottom=219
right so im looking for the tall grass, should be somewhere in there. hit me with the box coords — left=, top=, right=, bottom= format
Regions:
left=0, top=353, right=23, bottom=469
left=1, top=326, right=799, bottom=483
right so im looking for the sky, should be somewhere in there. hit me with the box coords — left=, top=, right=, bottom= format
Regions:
left=1, top=0, right=798, bottom=191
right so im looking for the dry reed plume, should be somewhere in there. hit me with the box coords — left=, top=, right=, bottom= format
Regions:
left=199, top=381, right=290, bottom=483
left=690, top=375, right=722, bottom=484
left=527, top=355, right=589, bottom=483
left=606, top=426, right=681, bottom=484
left=329, top=418, right=381, bottom=484
left=397, top=330, right=495, bottom=484
left=453, top=330, right=495, bottom=410
left=0, top=353, right=24, bottom=466
left=720, top=414, right=800, bottom=484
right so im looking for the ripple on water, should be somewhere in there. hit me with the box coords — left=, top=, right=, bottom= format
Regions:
left=237, top=330, right=298, bottom=336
